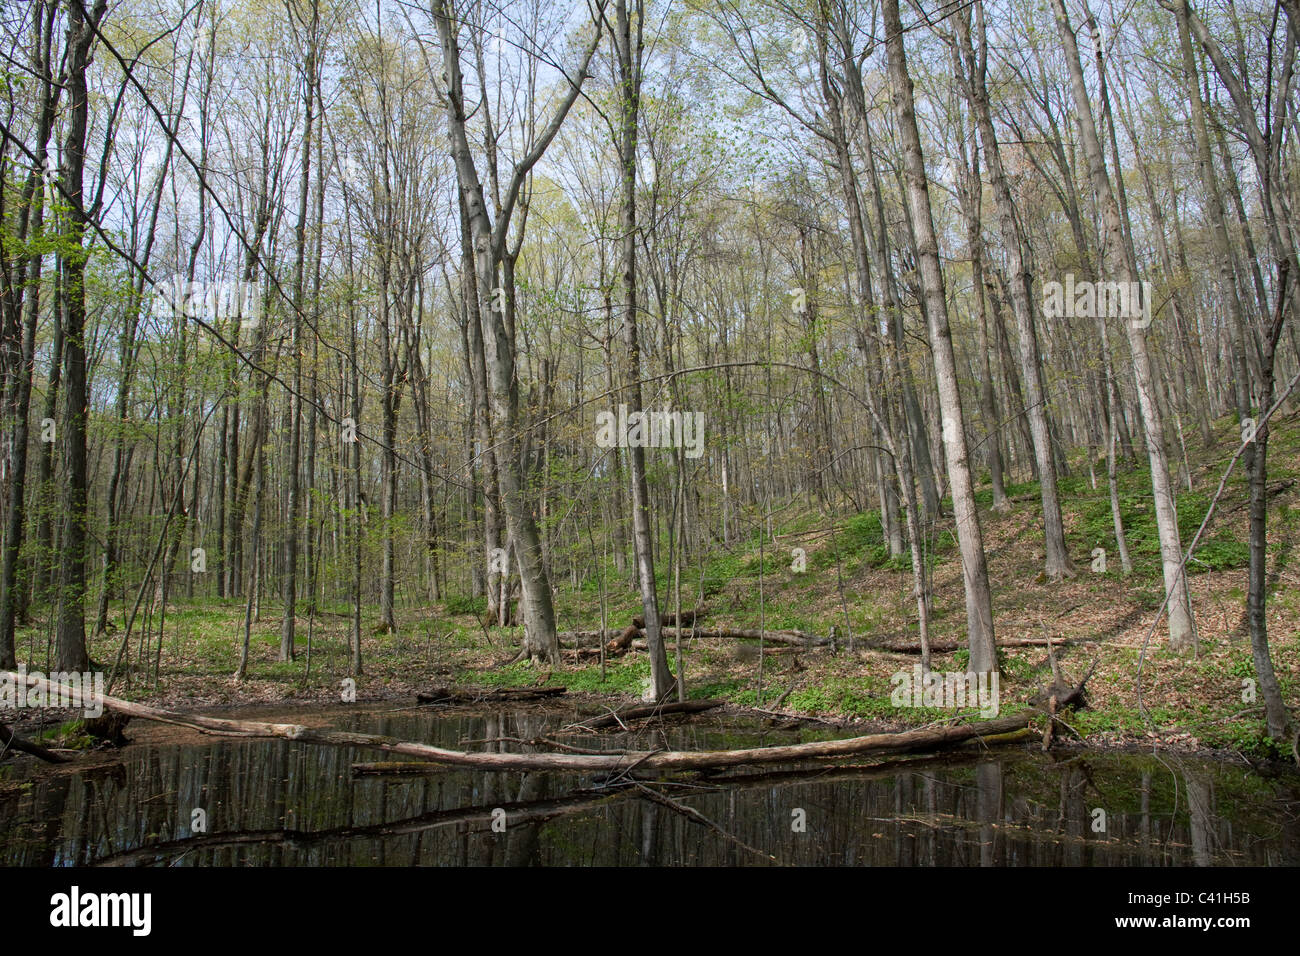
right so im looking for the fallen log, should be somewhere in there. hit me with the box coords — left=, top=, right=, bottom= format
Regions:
left=862, top=636, right=1091, bottom=655
left=606, top=624, right=642, bottom=654
left=559, top=626, right=828, bottom=654
left=560, top=629, right=621, bottom=643
left=628, top=639, right=797, bottom=655
left=632, top=609, right=701, bottom=629
left=355, top=701, right=731, bottom=774
left=368, top=711, right=1030, bottom=770
left=0, top=720, right=70, bottom=763
left=558, top=611, right=706, bottom=651
left=416, top=686, right=567, bottom=705
left=574, top=698, right=724, bottom=730
left=3, top=670, right=1033, bottom=774
left=662, top=627, right=826, bottom=646
left=354, top=723, right=1040, bottom=777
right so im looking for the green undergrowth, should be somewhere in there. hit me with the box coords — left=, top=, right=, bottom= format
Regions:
left=37, top=719, right=96, bottom=751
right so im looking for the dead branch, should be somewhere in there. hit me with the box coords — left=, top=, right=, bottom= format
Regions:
left=0, top=720, right=71, bottom=763
left=571, top=698, right=724, bottom=730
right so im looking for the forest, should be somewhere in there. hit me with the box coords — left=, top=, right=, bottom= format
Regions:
left=0, top=0, right=1299, bottom=873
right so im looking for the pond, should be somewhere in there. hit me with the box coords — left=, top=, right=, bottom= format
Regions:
left=2, top=703, right=1297, bottom=866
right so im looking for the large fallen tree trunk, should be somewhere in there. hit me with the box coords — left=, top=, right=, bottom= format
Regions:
left=561, top=626, right=827, bottom=655
left=349, top=713, right=1035, bottom=775
left=625, top=640, right=798, bottom=655
left=416, top=686, right=566, bottom=705
left=551, top=626, right=640, bottom=653
left=3, top=670, right=1035, bottom=773
left=354, top=700, right=732, bottom=774
left=560, top=611, right=706, bottom=654
left=663, top=627, right=825, bottom=645
left=632, top=609, right=700, bottom=629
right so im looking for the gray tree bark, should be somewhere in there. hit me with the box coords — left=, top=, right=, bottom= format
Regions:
left=954, top=3, right=1070, bottom=573
left=1050, top=0, right=1196, bottom=652
left=883, top=0, right=997, bottom=676
left=615, top=0, right=674, bottom=699
left=432, top=0, right=602, bottom=664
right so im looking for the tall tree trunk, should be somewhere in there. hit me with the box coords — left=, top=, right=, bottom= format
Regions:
left=281, top=0, right=320, bottom=660
left=457, top=188, right=502, bottom=620
left=816, top=9, right=906, bottom=545
left=431, top=0, right=600, bottom=665
left=883, top=0, right=996, bottom=675
left=848, top=84, right=941, bottom=521
left=54, top=0, right=109, bottom=672
left=955, top=3, right=1070, bottom=572
left=947, top=57, right=1007, bottom=514
left=616, top=0, right=674, bottom=699
left=1246, top=264, right=1290, bottom=740
left=1183, top=0, right=1298, bottom=734
left=0, top=0, right=58, bottom=668
left=34, top=278, right=63, bottom=609
left=1050, top=0, right=1196, bottom=652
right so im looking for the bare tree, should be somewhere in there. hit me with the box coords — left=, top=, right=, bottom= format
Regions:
left=1050, top=0, right=1196, bottom=652
left=883, top=0, right=997, bottom=676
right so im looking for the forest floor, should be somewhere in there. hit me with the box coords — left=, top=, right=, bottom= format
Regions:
left=7, top=411, right=1300, bottom=762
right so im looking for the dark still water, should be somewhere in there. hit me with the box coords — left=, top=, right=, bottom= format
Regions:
left=2, top=704, right=1297, bottom=866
